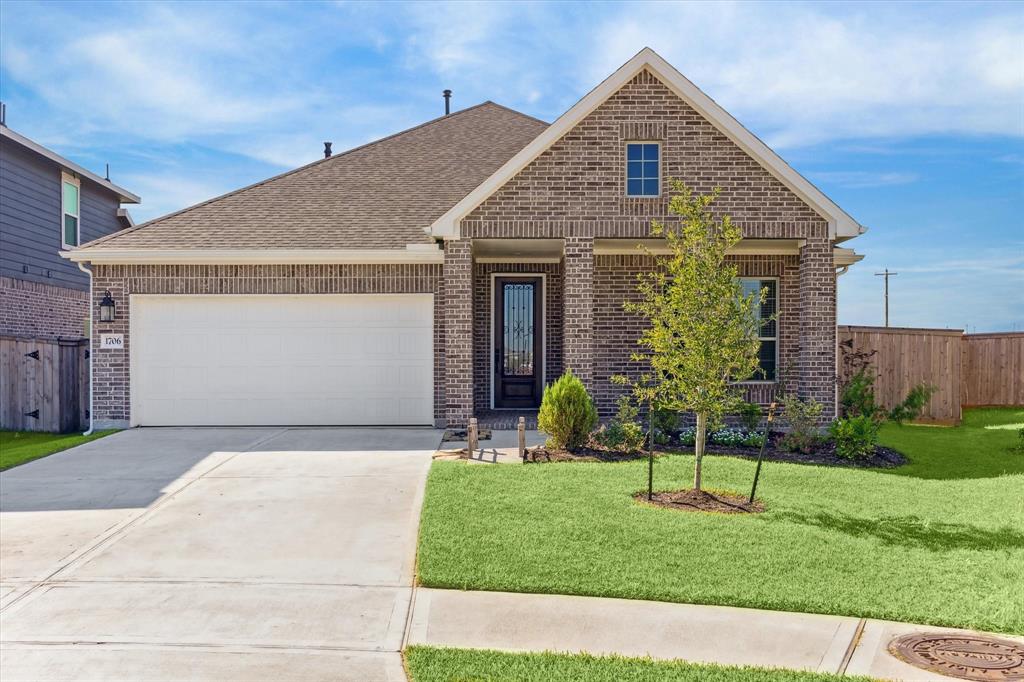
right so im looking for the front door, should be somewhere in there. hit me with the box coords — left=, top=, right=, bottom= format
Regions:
left=494, top=277, right=543, bottom=408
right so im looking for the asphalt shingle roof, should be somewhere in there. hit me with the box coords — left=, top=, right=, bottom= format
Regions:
left=81, top=102, right=547, bottom=250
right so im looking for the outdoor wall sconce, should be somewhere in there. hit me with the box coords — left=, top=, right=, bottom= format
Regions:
left=99, top=289, right=116, bottom=322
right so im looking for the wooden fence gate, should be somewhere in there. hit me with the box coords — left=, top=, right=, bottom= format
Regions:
left=0, top=336, right=89, bottom=433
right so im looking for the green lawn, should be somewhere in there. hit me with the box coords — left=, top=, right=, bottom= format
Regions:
left=404, top=647, right=872, bottom=682
left=0, top=430, right=117, bottom=470
left=417, top=408, right=1024, bottom=635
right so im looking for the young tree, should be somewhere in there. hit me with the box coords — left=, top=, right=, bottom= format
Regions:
left=624, top=181, right=764, bottom=491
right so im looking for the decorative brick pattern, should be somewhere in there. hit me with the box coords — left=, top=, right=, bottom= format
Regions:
left=443, top=241, right=473, bottom=426
left=0, top=276, right=88, bottom=340
left=472, top=262, right=563, bottom=412
left=89, top=263, right=445, bottom=427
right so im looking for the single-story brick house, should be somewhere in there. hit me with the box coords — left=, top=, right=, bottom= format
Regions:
left=64, top=48, right=864, bottom=430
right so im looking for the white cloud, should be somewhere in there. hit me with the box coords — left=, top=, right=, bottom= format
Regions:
left=809, top=171, right=918, bottom=189
left=579, top=3, right=1024, bottom=147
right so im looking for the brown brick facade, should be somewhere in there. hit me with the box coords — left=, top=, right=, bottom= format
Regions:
left=0, top=276, right=88, bottom=340
left=592, top=254, right=804, bottom=418
left=89, top=263, right=445, bottom=428
left=448, top=68, right=838, bottom=423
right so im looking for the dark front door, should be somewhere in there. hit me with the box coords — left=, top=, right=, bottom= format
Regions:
left=494, top=277, right=543, bottom=408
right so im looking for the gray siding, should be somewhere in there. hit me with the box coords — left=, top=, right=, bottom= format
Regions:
left=0, top=137, right=124, bottom=291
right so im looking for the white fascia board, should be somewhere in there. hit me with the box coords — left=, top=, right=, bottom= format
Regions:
left=429, top=47, right=865, bottom=242
left=1, top=126, right=141, bottom=204
left=59, top=246, right=444, bottom=265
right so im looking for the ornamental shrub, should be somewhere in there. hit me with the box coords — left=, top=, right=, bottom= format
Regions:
left=779, top=394, right=824, bottom=454
left=829, top=415, right=879, bottom=460
left=594, top=396, right=646, bottom=452
left=537, top=370, right=598, bottom=451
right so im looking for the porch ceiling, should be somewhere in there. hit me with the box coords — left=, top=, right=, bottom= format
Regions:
left=473, top=238, right=564, bottom=263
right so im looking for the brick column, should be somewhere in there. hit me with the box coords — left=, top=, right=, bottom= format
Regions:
left=444, top=239, right=473, bottom=427
left=562, top=236, right=594, bottom=387
left=798, top=237, right=837, bottom=423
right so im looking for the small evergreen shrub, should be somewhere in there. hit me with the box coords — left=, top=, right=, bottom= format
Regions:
left=736, top=401, right=762, bottom=431
left=829, top=415, right=879, bottom=459
left=888, top=383, right=937, bottom=424
left=779, top=394, right=824, bottom=454
left=594, top=396, right=646, bottom=452
left=537, top=370, right=598, bottom=451
left=652, top=408, right=680, bottom=437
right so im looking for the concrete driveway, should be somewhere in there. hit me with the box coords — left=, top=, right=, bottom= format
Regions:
left=0, top=427, right=441, bottom=681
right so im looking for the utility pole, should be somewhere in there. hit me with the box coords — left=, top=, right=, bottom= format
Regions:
left=874, top=268, right=898, bottom=327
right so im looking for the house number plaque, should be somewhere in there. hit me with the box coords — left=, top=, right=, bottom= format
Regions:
left=100, top=334, right=124, bottom=349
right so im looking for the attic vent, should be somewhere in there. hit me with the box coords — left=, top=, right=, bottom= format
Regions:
left=324, top=142, right=333, bottom=158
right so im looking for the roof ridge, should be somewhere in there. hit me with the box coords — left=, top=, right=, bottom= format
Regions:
left=480, top=100, right=549, bottom=127
left=76, top=101, right=522, bottom=250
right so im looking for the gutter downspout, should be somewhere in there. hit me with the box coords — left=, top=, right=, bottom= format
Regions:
left=77, top=261, right=94, bottom=435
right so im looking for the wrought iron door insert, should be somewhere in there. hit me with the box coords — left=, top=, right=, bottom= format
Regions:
left=494, top=277, right=543, bottom=408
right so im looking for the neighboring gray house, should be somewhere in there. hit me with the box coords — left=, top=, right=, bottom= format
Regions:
left=0, top=121, right=139, bottom=339
left=64, top=48, right=864, bottom=430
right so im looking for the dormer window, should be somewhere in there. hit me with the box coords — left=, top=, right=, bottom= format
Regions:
left=61, top=172, right=80, bottom=248
left=626, top=142, right=660, bottom=197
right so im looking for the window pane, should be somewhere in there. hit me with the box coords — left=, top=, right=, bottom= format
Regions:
left=627, top=161, right=643, bottom=180
left=63, top=182, right=79, bottom=215
left=643, top=161, right=658, bottom=178
left=758, top=341, right=777, bottom=380
left=643, top=179, right=659, bottom=195
left=627, top=179, right=643, bottom=196
left=64, top=214, right=78, bottom=246
left=643, top=143, right=659, bottom=160
left=627, top=144, right=643, bottom=161
left=760, top=279, right=777, bottom=337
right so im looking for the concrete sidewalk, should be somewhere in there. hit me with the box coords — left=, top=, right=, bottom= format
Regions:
left=407, top=588, right=1024, bottom=680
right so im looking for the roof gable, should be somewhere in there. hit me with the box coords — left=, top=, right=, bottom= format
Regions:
left=430, top=47, right=864, bottom=241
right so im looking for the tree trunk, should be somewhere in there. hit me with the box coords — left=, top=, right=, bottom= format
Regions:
left=694, top=411, right=707, bottom=491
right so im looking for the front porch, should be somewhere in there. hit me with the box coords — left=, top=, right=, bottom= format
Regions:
left=441, top=236, right=839, bottom=429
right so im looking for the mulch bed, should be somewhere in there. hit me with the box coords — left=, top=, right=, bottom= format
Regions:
left=637, top=488, right=765, bottom=514
left=525, top=446, right=650, bottom=463
left=697, top=432, right=907, bottom=469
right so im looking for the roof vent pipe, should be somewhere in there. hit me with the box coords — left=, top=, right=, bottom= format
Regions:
left=323, top=141, right=332, bottom=158
left=443, top=89, right=451, bottom=116
left=0, top=101, right=6, bottom=127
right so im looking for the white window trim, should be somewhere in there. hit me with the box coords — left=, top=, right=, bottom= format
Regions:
left=739, top=276, right=779, bottom=384
left=624, top=140, right=661, bottom=198
left=61, top=171, right=81, bottom=249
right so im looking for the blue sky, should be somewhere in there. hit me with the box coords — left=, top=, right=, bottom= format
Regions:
left=2, top=0, right=1021, bottom=331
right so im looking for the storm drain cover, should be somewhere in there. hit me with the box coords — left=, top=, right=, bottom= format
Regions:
left=888, top=633, right=1024, bottom=681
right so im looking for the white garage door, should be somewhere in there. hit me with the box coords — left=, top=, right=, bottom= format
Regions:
left=130, top=294, right=434, bottom=426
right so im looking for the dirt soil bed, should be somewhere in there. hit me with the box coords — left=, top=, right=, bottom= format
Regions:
left=637, top=488, right=765, bottom=514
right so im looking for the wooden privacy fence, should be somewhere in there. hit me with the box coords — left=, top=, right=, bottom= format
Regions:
left=838, top=326, right=1024, bottom=425
left=0, top=336, right=89, bottom=433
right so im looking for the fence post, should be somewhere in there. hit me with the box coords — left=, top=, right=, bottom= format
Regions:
left=467, top=417, right=478, bottom=458
left=518, top=416, right=526, bottom=462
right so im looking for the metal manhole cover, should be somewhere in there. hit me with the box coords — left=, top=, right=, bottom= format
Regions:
left=888, top=633, right=1024, bottom=681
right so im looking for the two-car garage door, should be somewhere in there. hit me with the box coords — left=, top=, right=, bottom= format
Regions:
left=130, top=295, right=433, bottom=426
